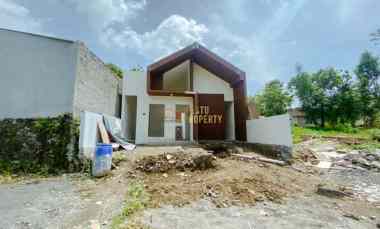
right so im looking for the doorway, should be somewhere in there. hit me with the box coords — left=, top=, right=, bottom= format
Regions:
left=175, top=105, right=190, bottom=141
left=124, top=96, right=137, bottom=141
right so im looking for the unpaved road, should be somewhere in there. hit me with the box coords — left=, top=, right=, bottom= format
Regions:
left=0, top=174, right=127, bottom=229
left=0, top=178, right=83, bottom=229
left=1, top=144, right=380, bottom=228
left=142, top=197, right=376, bottom=229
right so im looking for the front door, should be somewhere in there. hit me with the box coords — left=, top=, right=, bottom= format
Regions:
left=194, top=94, right=225, bottom=140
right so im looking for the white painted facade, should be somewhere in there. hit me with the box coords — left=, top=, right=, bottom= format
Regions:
left=193, top=63, right=234, bottom=102
left=122, top=63, right=236, bottom=144
left=246, top=114, right=293, bottom=147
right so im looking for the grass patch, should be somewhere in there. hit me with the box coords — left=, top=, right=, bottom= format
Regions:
left=292, top=126, right=375, bottom=144
left=111, top=182, right=150, bottom=229
left=350, top=142, right=380, bottom=151
left=293, top=126, right=380, bottom=151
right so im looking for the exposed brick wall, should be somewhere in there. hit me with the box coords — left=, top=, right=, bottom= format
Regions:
left=73, top=42, right=120, bottom=117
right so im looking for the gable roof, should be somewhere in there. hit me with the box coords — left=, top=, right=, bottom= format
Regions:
left=147, top=42, right=248, bottom=141
left=148, top=42, right=245, bottom=86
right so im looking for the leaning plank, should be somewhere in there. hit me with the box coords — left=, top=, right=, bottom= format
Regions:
left=97, top=121, right=110, bottom=144
left=232, top=153, right=286, bottom=166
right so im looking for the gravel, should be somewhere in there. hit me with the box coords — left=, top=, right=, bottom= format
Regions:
left=0, top=178, right=83, bottom=229
left=141, top=197, right=375, bottom=229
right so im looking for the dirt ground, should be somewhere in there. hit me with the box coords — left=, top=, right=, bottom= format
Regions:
left=1, top=142, right=379, bottom=228
left=129, top=150, right=317, bottom=208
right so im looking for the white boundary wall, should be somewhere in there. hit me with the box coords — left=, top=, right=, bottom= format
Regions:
left=246, top=114, right=292, bottom=147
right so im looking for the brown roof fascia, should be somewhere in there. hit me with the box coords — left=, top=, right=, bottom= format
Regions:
left=147, top=42, right=246, bottom=87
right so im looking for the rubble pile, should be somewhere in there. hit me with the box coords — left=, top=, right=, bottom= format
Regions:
left=294, top=140, right=380, bottom=172
left=135, top=151, right=216, bottom=173
left=334, top=150, right=380, bottom=171
left=200, top=142, right=244, bottom=158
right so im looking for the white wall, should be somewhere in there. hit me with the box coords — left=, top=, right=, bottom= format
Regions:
left=0, top=29, right=77, bottom=119
left=140, top=96, right=193, bottom=144
left=122, top=63, right=237, bottom=144
left=246, top=114, right=292, bottom=147
left=122, top=70, right=193, bottom=144
left=193, top=64, right=234, bottom=102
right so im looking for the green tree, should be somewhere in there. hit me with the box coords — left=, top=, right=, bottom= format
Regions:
left=289, top=70, right=318, bottom=126
left=333, top=70, right=361, bottom=126
left=313, top=68, right=342, bottom=127
left=355, top=51, right=380, bottom=126
left=130, top=65, right=144, bottom=72
left=370, top=28, right=380, bottom=44
left=254, top=80, right=292, bottom=116
left=289, top=68, right=349, bottom=127
left=106, top=63, right=123, bottom=79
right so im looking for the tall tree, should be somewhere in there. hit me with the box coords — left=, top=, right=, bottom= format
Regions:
left=254, top=80, right=292, bottom=117
left=334, top=71, right=361, bottom=126
left=289, top=68, right=344, bottom=127
left=355, top=51, right=380, bottom=126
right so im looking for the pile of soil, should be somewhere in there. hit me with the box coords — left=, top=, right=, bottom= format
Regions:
left=203, top=176, right=286, bottom=207
left=129, top=152, right=319, bottom=208
left=135, top=152, right=217, bottom=173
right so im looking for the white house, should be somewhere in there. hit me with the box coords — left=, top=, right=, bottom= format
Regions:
left=122, top=43, right=248, bottom=144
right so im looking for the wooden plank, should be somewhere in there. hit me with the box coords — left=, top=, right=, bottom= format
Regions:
left=97, top=121, right=110, bottom=144
left=232, top=153, right=286, bottom=166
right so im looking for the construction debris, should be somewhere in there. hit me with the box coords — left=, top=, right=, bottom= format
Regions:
left=232, top=153, right=287, bottom=166
left=135, top=151, right=216, bottom=173
left=103, top=114, right=135, bottom=151
left=316, top=183, right=353, bottom=198
left=125, top=146, right=316, bottom=209
left=97, top=121, right=110, bottom=144
left=200, top=142, right=241, bottom=158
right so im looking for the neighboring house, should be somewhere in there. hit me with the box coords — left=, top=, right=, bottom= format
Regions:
left=288, top=107, right=306, bottom=127
left=122, top=43, right=248, bottom=144
left=0, top=28, right=121, bottom=119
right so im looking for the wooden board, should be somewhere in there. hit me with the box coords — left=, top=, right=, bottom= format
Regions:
left=97, top=121, right=110, bottom=144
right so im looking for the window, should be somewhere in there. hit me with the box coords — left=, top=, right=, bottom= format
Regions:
left=148, top=104, right=165, bottom=137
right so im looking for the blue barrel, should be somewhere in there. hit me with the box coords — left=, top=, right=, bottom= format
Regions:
left=92, top=144, right=113, bottom=177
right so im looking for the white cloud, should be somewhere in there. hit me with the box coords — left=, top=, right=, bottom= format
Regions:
left=207, top=0, right=308, bottom=88
left=65, top=0, right=146, bottom=31
left=208, top=24, right=276, bottom=88
left=102, top=14, right=209, bottom=60
left=101, top=0, right=307, bottom=90
left=258, top=0, right=308, bottom=40
left=0, top=0, right=42, bottom=33
left=333, top=0, right=369, bottom=25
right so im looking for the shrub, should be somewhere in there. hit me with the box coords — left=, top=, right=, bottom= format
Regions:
left=335, top=123, right=358, bottom=134
left=0, top=113, right=83, bottom=174
left=373, top=112, right=380, bottom=128
left=370, top=129, right=380, bottom=141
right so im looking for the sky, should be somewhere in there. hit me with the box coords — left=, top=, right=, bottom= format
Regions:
left=0, top=0, right=379, bottom=95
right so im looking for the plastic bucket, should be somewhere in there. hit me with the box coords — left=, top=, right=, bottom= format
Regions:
left=92, top=143, right=113, bottom=177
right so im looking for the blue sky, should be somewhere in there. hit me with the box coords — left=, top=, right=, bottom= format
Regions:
left=1, top=0, right=379, bottom=95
